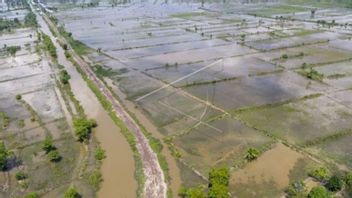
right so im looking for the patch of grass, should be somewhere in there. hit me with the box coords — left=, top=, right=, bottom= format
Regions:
left=171, top=12, right=212, bottom=19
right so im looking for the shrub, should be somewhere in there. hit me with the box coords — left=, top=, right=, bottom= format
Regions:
left=41, top=138, right=55, bottom=153
left=60, top=70, right=71, bottom=84
left=286, top=180, right=307, bottom=197
left=73, top=117, right=97, bottom=142
left=244, top=148, right=259, bottom=161
left=281, top=54, right=288, bottom=59
left=309, top=167, right=329, bottom=181
left=47, top=150, right=61, bottom=162
left=15, top=171, right=28, bottom=180
left=326, top=175, right=344, bottom=192
left=0, top=142, right=9, bottom=170
left=24, top=192, right=39, bottom=198
left=95, top=146, right=106, bottom=161
left=88, top=170, right=103, bottom=190
left=15, top=94, right=21, bottom=100
left=64, top=187, right=81, bottom=198
left=308, top=186, right=330, bottom=198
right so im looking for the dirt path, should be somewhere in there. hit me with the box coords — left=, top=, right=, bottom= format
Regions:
left=36, top=6, right=167, bottom=198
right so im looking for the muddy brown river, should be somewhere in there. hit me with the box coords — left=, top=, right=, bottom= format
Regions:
left=35, top=10, right=137, bottom=198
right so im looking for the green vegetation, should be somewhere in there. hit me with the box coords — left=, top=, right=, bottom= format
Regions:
left=6, top=46, right=21, bottom=56
left=64, top=186, right=81, bottom=198
left=244, top=148, right=259, bottom=161
left=93, top=64, right=118, bottom=77
left=299, top=63, right=324, bottom=81
left=73, top=117, right=97, bottom=142
left=179, top=167, right=229, bottom=198
left=178, top=186, right=206, bottom=198
left=42, top=138, right=55, bottom=153
left=24, top=12, right=37, bottom=27
left=24, top=192, right=39, bottom=198
left=47, top=150, right=61, bottom=162
left=58, top=26, right=88, bottom=55
left=88, top=170, right=103, bottom=190
left=286, top=181, right=307, bottom=198
left=308, top=186, right=331, bottom=198
left=309, top=166, right=329, bottom=181
left=325, top=175, right=344, bottom=192
left=15, top=171, right=28, bottom=180
left=94, top=146, right=106, bottom=161
left=41, top=33, right=57, bottom=59
left=0, top=18, right=21, bottom=32
left=16, top=94, right=22, bottom=100
left=60, top=70, right=71, bottom=84
left=208, top=167, right=229, bottom=198
left=171, top=12, right=211, bottom=19
left=0, top=142, right=9, bottom=170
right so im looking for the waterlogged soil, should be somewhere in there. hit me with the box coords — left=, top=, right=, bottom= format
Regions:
left=230, top=144, right=306, bottom=198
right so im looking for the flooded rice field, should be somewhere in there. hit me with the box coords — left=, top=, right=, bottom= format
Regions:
left=45, top=0, right=352, bottom=197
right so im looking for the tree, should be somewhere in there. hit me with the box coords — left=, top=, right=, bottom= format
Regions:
left=47, top=150, right=61, bottom=162
left=73, top=117, right=97, bottom=142
left=42, top=138, right=55, bottom=153
left=64, top=187, right=81, bottom=198
left=0, top=142, right=9, bottom=170
left=308, top=186, right=330, bottom=198
left=326, top=175, right=344, bottom=192
left=245, top=148, right=259, bottom=161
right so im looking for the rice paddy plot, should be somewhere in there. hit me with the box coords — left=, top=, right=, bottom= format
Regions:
left=147, top=56, right=280, bottom=87
left=306, top=134, right=352, bottom=169
left=235, top=95, right=352, bottom=144
left=184, top=71, right=325, bottom=111
left=173, top=117, right=273, bottom=175
left=315, top=61, right=352, bottom=77
left=129, top=43, right=255, bottom=70
left=246, top=31, right=341, bottom=51
left=136, top=85, right=221, bottom=130
left=231, top=143, right=317, bottom=198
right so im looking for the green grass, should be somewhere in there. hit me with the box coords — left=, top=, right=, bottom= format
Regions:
left=171, top=12, right=212, bottom=19
left=250, top=4, right=309, bottom=17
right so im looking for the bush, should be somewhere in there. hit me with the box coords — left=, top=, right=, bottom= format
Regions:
left=178, top=186, right=206, bottom=198
left=244, top=148, right=259, bottom=161
left=73, top=117, right=97, bottom=142
left=15, top=94, right=21, bottom=100
left=15, top=171, right=28, bottom=180
left=64, top=187, right=81, bottom=198
left=42, top=138, right=55, bottom=153
left=6, top=46, right=21, bottom=56
left=308, top=186, right=330, bottom=198
left=326, top=175, right=344, bottom=192
left=24, top=192, right=39, bottom=198
left=95, top=146, right=106, bottom=161
left=309, top=167, right=329, bottom=181
left=47, top=150, right=61, bottom=162
left=281, top=54, right=288, bottom=59
left=88, top=170, right=103, bottom=190
left=60, top=70, right=71, bottom=84
left=286, top=181, right=307, bottom=197
left=0, top=142, right=9, bottom=170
